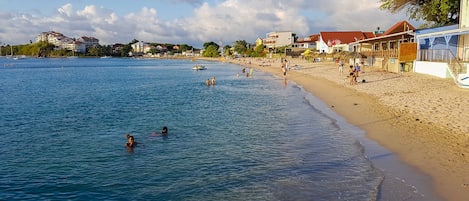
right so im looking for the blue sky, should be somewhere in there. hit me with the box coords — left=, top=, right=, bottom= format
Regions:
left=0, top=0, right=420, bottom=48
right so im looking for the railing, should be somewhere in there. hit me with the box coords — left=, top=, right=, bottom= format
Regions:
left=360, top=49, right=398, bottom=58
left=418, top=49, right=467, bottom=79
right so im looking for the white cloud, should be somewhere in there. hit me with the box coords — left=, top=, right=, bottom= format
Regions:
left=182, top=0, right=310, bottom=44
left=0, top=0, right=421, bottom=47
left=58, top=3, right=73, bottom=17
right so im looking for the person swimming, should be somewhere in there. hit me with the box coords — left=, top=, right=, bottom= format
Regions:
left=125, top=133, right=137, bottom=148
left=161, top=126, right=168, bottom=135
left=151, top=126, right=169, bottom=136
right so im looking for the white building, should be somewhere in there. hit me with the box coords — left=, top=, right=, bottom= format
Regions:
left=77, top=36, right=99, bottom=48
left=62, top=41, right=86, bottom=53
left=263, top=31, right=295, bottom=49
left=36, top=31, right=67, bottom=47
left=131, top=41, right=147, bottom=53
left=292, top=34, right=319, bottom=49
left=35, top=31, right=98, bottom=53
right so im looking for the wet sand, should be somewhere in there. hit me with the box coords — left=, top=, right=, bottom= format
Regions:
left=226, top=57, right=469, bottom=201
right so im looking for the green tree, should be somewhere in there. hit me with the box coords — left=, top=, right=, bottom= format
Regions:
left=203, top=41, right=219, bottom=51
left=179, top=44, right=193, bottom=52
left=121, top=44, right=132, bottom=57
left=233, top=40, right=248, bottom=55
left=251, top=44, right=266, bottom=57
left=130, top=39, right=139, bottom=44
left=202, top=45, right=219, bottom=57
left=379, top=0, right=460, bottom=26
left=88, top=46, right=100, bottom=56
left=223, top=45, right=232, bottom=56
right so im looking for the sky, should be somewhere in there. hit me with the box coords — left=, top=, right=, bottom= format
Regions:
left=0, top=0, right=421, bottom=48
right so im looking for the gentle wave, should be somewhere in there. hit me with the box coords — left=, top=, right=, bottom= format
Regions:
left=0, top=58, right=386, bottom=200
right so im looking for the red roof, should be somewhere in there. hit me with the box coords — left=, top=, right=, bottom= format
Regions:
left=383, top=20, right=416, bottom=35
left=320, top=31, right=375, bottom=46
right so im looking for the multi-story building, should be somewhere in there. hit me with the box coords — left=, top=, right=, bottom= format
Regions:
left=77, top=36, right=99, bottom=49
left=36, top=31, right=98, bottom=53
left=293, top=34, right=319, bottom=49
left=263, top=31, right=295, bottom=49
left=131, top=41, right=147, bottom=53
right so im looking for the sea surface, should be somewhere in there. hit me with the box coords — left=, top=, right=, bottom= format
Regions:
left=0, top=57, right=439, bottom=200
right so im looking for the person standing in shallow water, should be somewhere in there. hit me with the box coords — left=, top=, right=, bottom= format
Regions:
left=211, top=77, right=216, bottom=85
left=125, top=133, right=137, bottom=149
left=281, top=62, right=287, bottom=79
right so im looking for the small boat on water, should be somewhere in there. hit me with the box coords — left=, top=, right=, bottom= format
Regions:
left=192, top=65, right=207, bottom=70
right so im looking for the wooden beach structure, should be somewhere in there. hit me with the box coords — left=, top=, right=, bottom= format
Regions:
left=349, top=20, right=416, bottom=73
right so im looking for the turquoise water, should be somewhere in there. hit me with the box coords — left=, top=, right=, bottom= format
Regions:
left=0, top=57, right=428, bottom=200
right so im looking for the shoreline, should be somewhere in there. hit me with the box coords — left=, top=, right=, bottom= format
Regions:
left=221, top=57, right=469, bottom=201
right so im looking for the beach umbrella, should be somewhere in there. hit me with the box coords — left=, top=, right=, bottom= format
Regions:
left=302, top=49, right=312, bottom=56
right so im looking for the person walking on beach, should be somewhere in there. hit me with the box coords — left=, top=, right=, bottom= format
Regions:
left=349, top=65, right=357, bottom=85
left=339, top=61, right=344, bottom=76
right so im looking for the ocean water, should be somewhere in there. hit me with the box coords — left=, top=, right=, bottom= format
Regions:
left=0, top=57, right=436, bottom=200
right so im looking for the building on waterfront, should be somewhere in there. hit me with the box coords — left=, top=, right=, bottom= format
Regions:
left=318, top=31, right=375, bottom=54
left=263, top=31, right=295, bottom=49
left=255, top=38, right=263, bottom=47
left=413, top=0, right=469, bottom=88
left=292, top=34, right=319, bottom=50
left=35, top=31, right=97, bottom=53
left=77, top=36, right=99, bottom=49
left=130, top=41, right=147, bottom=56
left=350, top=20, right=416, bottom=73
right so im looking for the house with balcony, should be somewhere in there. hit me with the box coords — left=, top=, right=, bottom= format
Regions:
left=350, top=20, right=416, bottom=73
left=293, top=34, right=319, bottom=49
left=77, top=36, right=99, bottom=49
left=35, top=31, right=90, bottom=53
left=62, top=40, right=86, bottom=53
left=131, top=41, right=147, bottom=55
left=413, top=0, right=469, bottom=88
left=36, top=31, right=67, bottom=47
left=263, top=31, right=295, bottom=50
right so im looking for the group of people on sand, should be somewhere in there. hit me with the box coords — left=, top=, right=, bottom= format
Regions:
left=205, top=76, right=216, bottom=86
left=347, top=63, right=361, bottom=85
left=125, top=126, right=168, bottom=150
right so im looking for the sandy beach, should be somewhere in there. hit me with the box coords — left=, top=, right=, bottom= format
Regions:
left=225, top=57, right=469, bottom=201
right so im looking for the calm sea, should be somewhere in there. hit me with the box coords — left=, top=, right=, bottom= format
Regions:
left=0, top=57, right=438, bottom=200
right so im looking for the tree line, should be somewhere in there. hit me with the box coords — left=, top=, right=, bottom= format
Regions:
left=0, top=39, right=196, bottom=58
